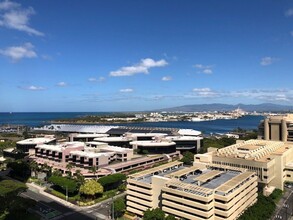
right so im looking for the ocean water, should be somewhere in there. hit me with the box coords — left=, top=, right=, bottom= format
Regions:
left=0, top=112, right=263, bottom=134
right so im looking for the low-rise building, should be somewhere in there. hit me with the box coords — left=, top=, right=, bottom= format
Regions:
left=129, top=140, right=176, bottom=154
left=165, top=135, right=203, bottom=153
left=17, top=135, right=56, bottom=153
left=126, top=161, right=257, bottom=220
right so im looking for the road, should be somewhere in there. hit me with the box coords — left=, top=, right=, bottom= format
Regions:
left=21, top=185, right=125, bottom=220
left=1, top=170, right=124, bottom=220
left=273, top=187, right=293, bottom=220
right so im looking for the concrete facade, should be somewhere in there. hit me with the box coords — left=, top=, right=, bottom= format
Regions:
left=194, top=139, right=293, bottom=190
left=126, top=161, right=257, bottom=220
left=259, top=114, right=293, bottom=142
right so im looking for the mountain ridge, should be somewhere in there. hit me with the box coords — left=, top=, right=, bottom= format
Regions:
left=156, top=103, right=293, bottom=112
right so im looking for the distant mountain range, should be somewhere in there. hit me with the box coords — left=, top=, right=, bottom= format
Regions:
left=156, top=103, right=293, bottom=112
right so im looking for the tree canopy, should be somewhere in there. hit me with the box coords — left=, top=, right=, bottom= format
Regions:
left=48, top=175, right=78, bottom=193
left=180, top=151, right=194, bottom=165
left=79, top=179, right=103, bottom=196
left=0, top=180, right=27, bottom=197
left=143, top=208, right=166, bottom=220
left=113, top=197, right=126, bottom=218
left=97, top=173, right=126, bottom=191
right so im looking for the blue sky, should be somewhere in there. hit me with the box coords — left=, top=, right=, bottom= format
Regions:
left=1, top=0, right=293, bottom=112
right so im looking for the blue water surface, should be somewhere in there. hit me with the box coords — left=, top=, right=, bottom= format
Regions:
left=0, top=113, right=263, bottom=134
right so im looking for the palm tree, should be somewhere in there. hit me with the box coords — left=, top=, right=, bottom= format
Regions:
left=75, top=169, right=84, bottom=185
left=90, top=166, right=97, bottom=179
left=29, top=161, right=38, bottom=177
left=66, top=163, right=73, bottom=177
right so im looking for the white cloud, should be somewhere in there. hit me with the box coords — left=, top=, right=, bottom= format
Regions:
left=260, top=57, right=277, bottom=66
left=110, top=58, right=168, bottom=77
left=120, top=88, right=133, bottom=93
left=0, top=0, right=19, bottom=10
left=285, top=8, right=293, bottom=17
left=19, top=85, right=46, bottom=91
left=57, top=82, right=67, bottom=87
left=88, top=76, right=106, bottom=82
left=192, top=88, right=218, bottom=97
left=0, top=0, right=44, bottom=36
left=0, top=42, right=37, bottom=61
left=162, top=76, right=172, bottom=81
left=194, top=64, right=213, bottom=74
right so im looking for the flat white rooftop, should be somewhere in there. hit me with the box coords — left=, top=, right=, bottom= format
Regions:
left=94, top=137, right=131, bottom=142
left=17, top=137, right=56, bottom=145
left=74, top=133, right=109, bottom=138
left=130, top=140, right=176, bottom=147
left=178, top=129, right=201, bottom=136
left=86, top=141, right=109, bottom=146
left=166, top=136, right=203, bottom=141
left=127, top=133, right=168, bottom=137
left=70, top=150, right=111, bottom=158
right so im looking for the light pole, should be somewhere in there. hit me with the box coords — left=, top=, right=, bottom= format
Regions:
left=66, top=185, right=68, bottom=202
left=112, top=197, right=114, bottom=220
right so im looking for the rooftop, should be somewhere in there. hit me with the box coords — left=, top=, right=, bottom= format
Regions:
left=165, top=136, right=203, bottom=141
left=178, top=129, right=201, bottom=136
left=70, top=150, right=110, bottom=158
left=129, top=161, right=253, bottom=196
left=130, top=140, right=176, bottom=147
left=17, top=137, right=56, bottom=145
left=94, top=137, right=131, bottom=142
left=215, top=139, right=293, bottom=161
left=74, top=133, right=109, bottom=138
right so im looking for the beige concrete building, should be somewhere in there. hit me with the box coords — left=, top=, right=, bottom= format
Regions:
left=258, top=114, right=293, bottom=142
left=126, top=161, right=257, bottom=220
left=194, top=139, right=293, bottom=190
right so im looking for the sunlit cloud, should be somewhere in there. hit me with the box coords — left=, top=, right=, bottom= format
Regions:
left=0, top=0, right=44, bottom=36
left=19, top=85, right=46, bottom=91
left=57, top=82, right=67, bottom=87
left=110, top=58, right=168, bottom=77
left=120, top=88, right=133, bottom=93
left=0, top=42, right=37, bottom=61
left=88, top=76, right=106, bottom=82
left=194, top=64, right=213, bottom=74
left=162, top=76, right=172, bottom=81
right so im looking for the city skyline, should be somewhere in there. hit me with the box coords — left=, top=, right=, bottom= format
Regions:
left=1, top=0, right=293, bottom=112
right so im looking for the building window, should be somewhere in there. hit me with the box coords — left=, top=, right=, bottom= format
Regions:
left=264, top=168, right=268, bottom=171
left=287, top=175, right=291, bottom=177
left=264, top=176, right=268, bottom=179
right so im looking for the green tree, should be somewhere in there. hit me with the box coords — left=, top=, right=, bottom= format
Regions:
left=29, top=161, right=39, bottom=177
left=48, top=175, right=78, bottom=194
left=74, top=169, right=85, bottom=185
left=0, top=180, right=27, bottom=212
left=180, top=151, right=194, bottom=165
left=79, top=179, right=103, bottom=199
left=113, top=197, right=126, bottom=218
left=66, top=163, right=73, bottom=177
left=143, top=208, right=165, bottom=220
left=7, top=160, right=30, bottom=180
left=90, top=166, right=97, bottom=179
left=52, top=169, right=62, bottom=176
left=97, top=173, right=127, bottom=191
left=165, top=215, right=176, bottom=220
